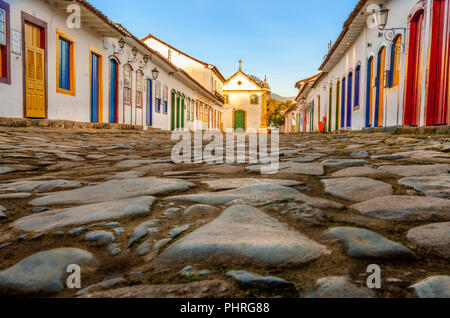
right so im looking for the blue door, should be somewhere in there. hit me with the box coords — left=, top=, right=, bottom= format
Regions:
left=366, top=57, right=374, bottom=127
left=109, top=59, right=117, bottom=123
left=341, top=77, right=346, bottom=128
left=347, top=72, right=353, bottom=128
left=147, top=79, right=153, bottom=126
left=90, top=54, right=100, bottom=123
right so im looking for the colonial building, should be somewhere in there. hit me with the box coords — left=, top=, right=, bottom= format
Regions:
left=281, top=104, right=300, bottom=134
left=222, top=62, right=270, bottom=132
left=295, top=0, right=449, bottom=132
left=142, top=34, right=225, bottom=132
left=0, top=0, right=222, bottom=132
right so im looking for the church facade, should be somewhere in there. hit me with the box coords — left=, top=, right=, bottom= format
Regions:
left=222, top=63, right=269, bottom=132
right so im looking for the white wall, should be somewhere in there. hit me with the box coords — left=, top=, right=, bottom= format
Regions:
left=305, top=0, right=419, bottom=131
left=0, top=0, right=200, bottom=131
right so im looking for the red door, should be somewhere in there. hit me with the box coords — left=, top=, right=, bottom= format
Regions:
left=404, top=10, right=425, bottom=126
left=426, top=0, right=449, bottom=125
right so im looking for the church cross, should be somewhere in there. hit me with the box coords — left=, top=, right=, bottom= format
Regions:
left=238, top=59, right=243, bottom=71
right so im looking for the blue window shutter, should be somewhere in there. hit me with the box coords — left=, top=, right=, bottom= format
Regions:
left=355, top=66, right=360, bottom=106
left=388, top=43, right=396, bottom=88
left=59, top=38, right=71, bottom=90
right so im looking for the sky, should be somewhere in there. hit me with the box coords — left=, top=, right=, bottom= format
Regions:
left=88, top=0, right=358, bottom=97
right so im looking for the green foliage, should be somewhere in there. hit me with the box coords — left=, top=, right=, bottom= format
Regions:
left=267, top=98, right=295, bottom=128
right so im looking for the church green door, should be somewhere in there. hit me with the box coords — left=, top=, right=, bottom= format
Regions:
left=234, top=111, right=245, bottom=131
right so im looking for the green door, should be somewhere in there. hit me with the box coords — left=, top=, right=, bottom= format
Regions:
left=234, top=110, right=245, bottom=131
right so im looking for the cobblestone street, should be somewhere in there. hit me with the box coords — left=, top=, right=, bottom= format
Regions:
left=0, top=127, right=449, bottom=298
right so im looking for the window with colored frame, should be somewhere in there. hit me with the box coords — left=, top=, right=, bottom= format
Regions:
left=124, top=65, right=132, bottom=105
left=163, top=85, right=168, bottom=114
left=136, top=71, right=143, bottom=107
left=0, top=1, right=10, bottom=84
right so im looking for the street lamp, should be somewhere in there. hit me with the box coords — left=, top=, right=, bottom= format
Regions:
left=139, top=55, right=149, bottom=70
left=151, top=67, right=160, bottom=81
left=372, top=1, right=405, bottom=52
left=374, top=2, right=389, bottom=31
left=128, top=46, right=138, bottom=63
left=113, top=37, right=125, bottom=55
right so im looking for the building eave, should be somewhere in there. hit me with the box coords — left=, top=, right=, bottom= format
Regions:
left=318, top=0, right=371, bottom=72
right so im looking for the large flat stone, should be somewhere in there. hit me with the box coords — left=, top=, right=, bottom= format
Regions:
left=378, top=164, right=450, bottom=177
left=115, top=159, right=173, bottom=168
left=321, top=177, right=393, bottom=202
left=351, top=196, right=450, bottom=221
left=324, top=227, right=413, bottom=259
left=106, top=171, right=146, bottom=180
left=30, top=177, right=195, bottom=206
left=0, top=179, right=81, bottom=192
left=14, top=197, right=156, bottom=232
left=165, top=184, right=307, bottom=206
left=331, top=166, right=391, bottom=178
left=245, top=162, right=324, bottom=176
left=407, top=222, right=450, bottom=258
left=0, top=248, right=95, bottom=295
left=0, top=167, right=15, bottom=174
left=152, top=205, right=329, bottom=268
left=321, top=159, right=368, bottom=167
left=226, top=270, right=294, bottom=289
left=398, top=175, right=450, bottom=199
left=79, top=280, right=236, bottom=298
left=411, top=276, right=450, bottom=298
left=304, top=277, right=375, bottom=298
left=201, top=178, right=303, bottom=191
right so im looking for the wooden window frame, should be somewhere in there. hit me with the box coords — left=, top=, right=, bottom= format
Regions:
left=56, top=28, right=76, bottom=96
left=389, top=35, right=402, bottom=88
left=354, top=64, right=361, bottom=109
left=135, top=69, right=144, bottom=108
left=0, top=1, right=10, bottom=85
left=163, top=85, right=168, bottom=114
left=155, top=80, right=162, bottom=113
left=123, top=64, right=133, bottom=106
left=89, top=46, right=104, bottom=123
left=250, top=94, right=259, bottom=105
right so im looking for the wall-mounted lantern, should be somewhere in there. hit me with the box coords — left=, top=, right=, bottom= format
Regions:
left=374, top=2, right=389, bottom=31
left=113, top=37, right=125, bottom=55
left=372, top=1, right=405, bottom=52
left=139, top=54, right=150, bottom=70
left=128, top=46, right=138, bottom=63
left=151, top=67, right=160, bottom=81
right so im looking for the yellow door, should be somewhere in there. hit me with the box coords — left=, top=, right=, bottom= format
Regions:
left=25, top=23, right=46, bottom=118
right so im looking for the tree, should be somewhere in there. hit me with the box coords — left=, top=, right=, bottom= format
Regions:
left=267, top=98, right=294, bottom=128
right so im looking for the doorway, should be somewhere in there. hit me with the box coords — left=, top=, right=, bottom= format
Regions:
left=404, top=9, right=425, bottom=126
left=23, top=15, right=47, bottom=119
left=366, top=57, right=374, bottom=127
left=109, top=58, right=118, bottom=123
left=375, top=47, right=386, bottom=127
left=234, top=110, right=245, bottom=131
left=146, top=79, right=153, bottom=126
left=426, top=0, right=449, bottom=125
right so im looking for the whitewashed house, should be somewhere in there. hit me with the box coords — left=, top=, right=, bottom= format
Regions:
left=0, top=0, right=216, bottom=132
left=143, top=34, right=225, bottom=131
left=295, top=0, right=449, bottom=132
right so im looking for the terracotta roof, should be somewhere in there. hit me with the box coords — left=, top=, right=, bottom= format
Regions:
left=294, top=73, right=322, bottom=89
left=318, top=0, right=369, bottom=71
left=142, top=33, right=226, bottom=82
left=311, top=72, right=328, bottom=88
left=70, top=0, right=221, bottom=104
